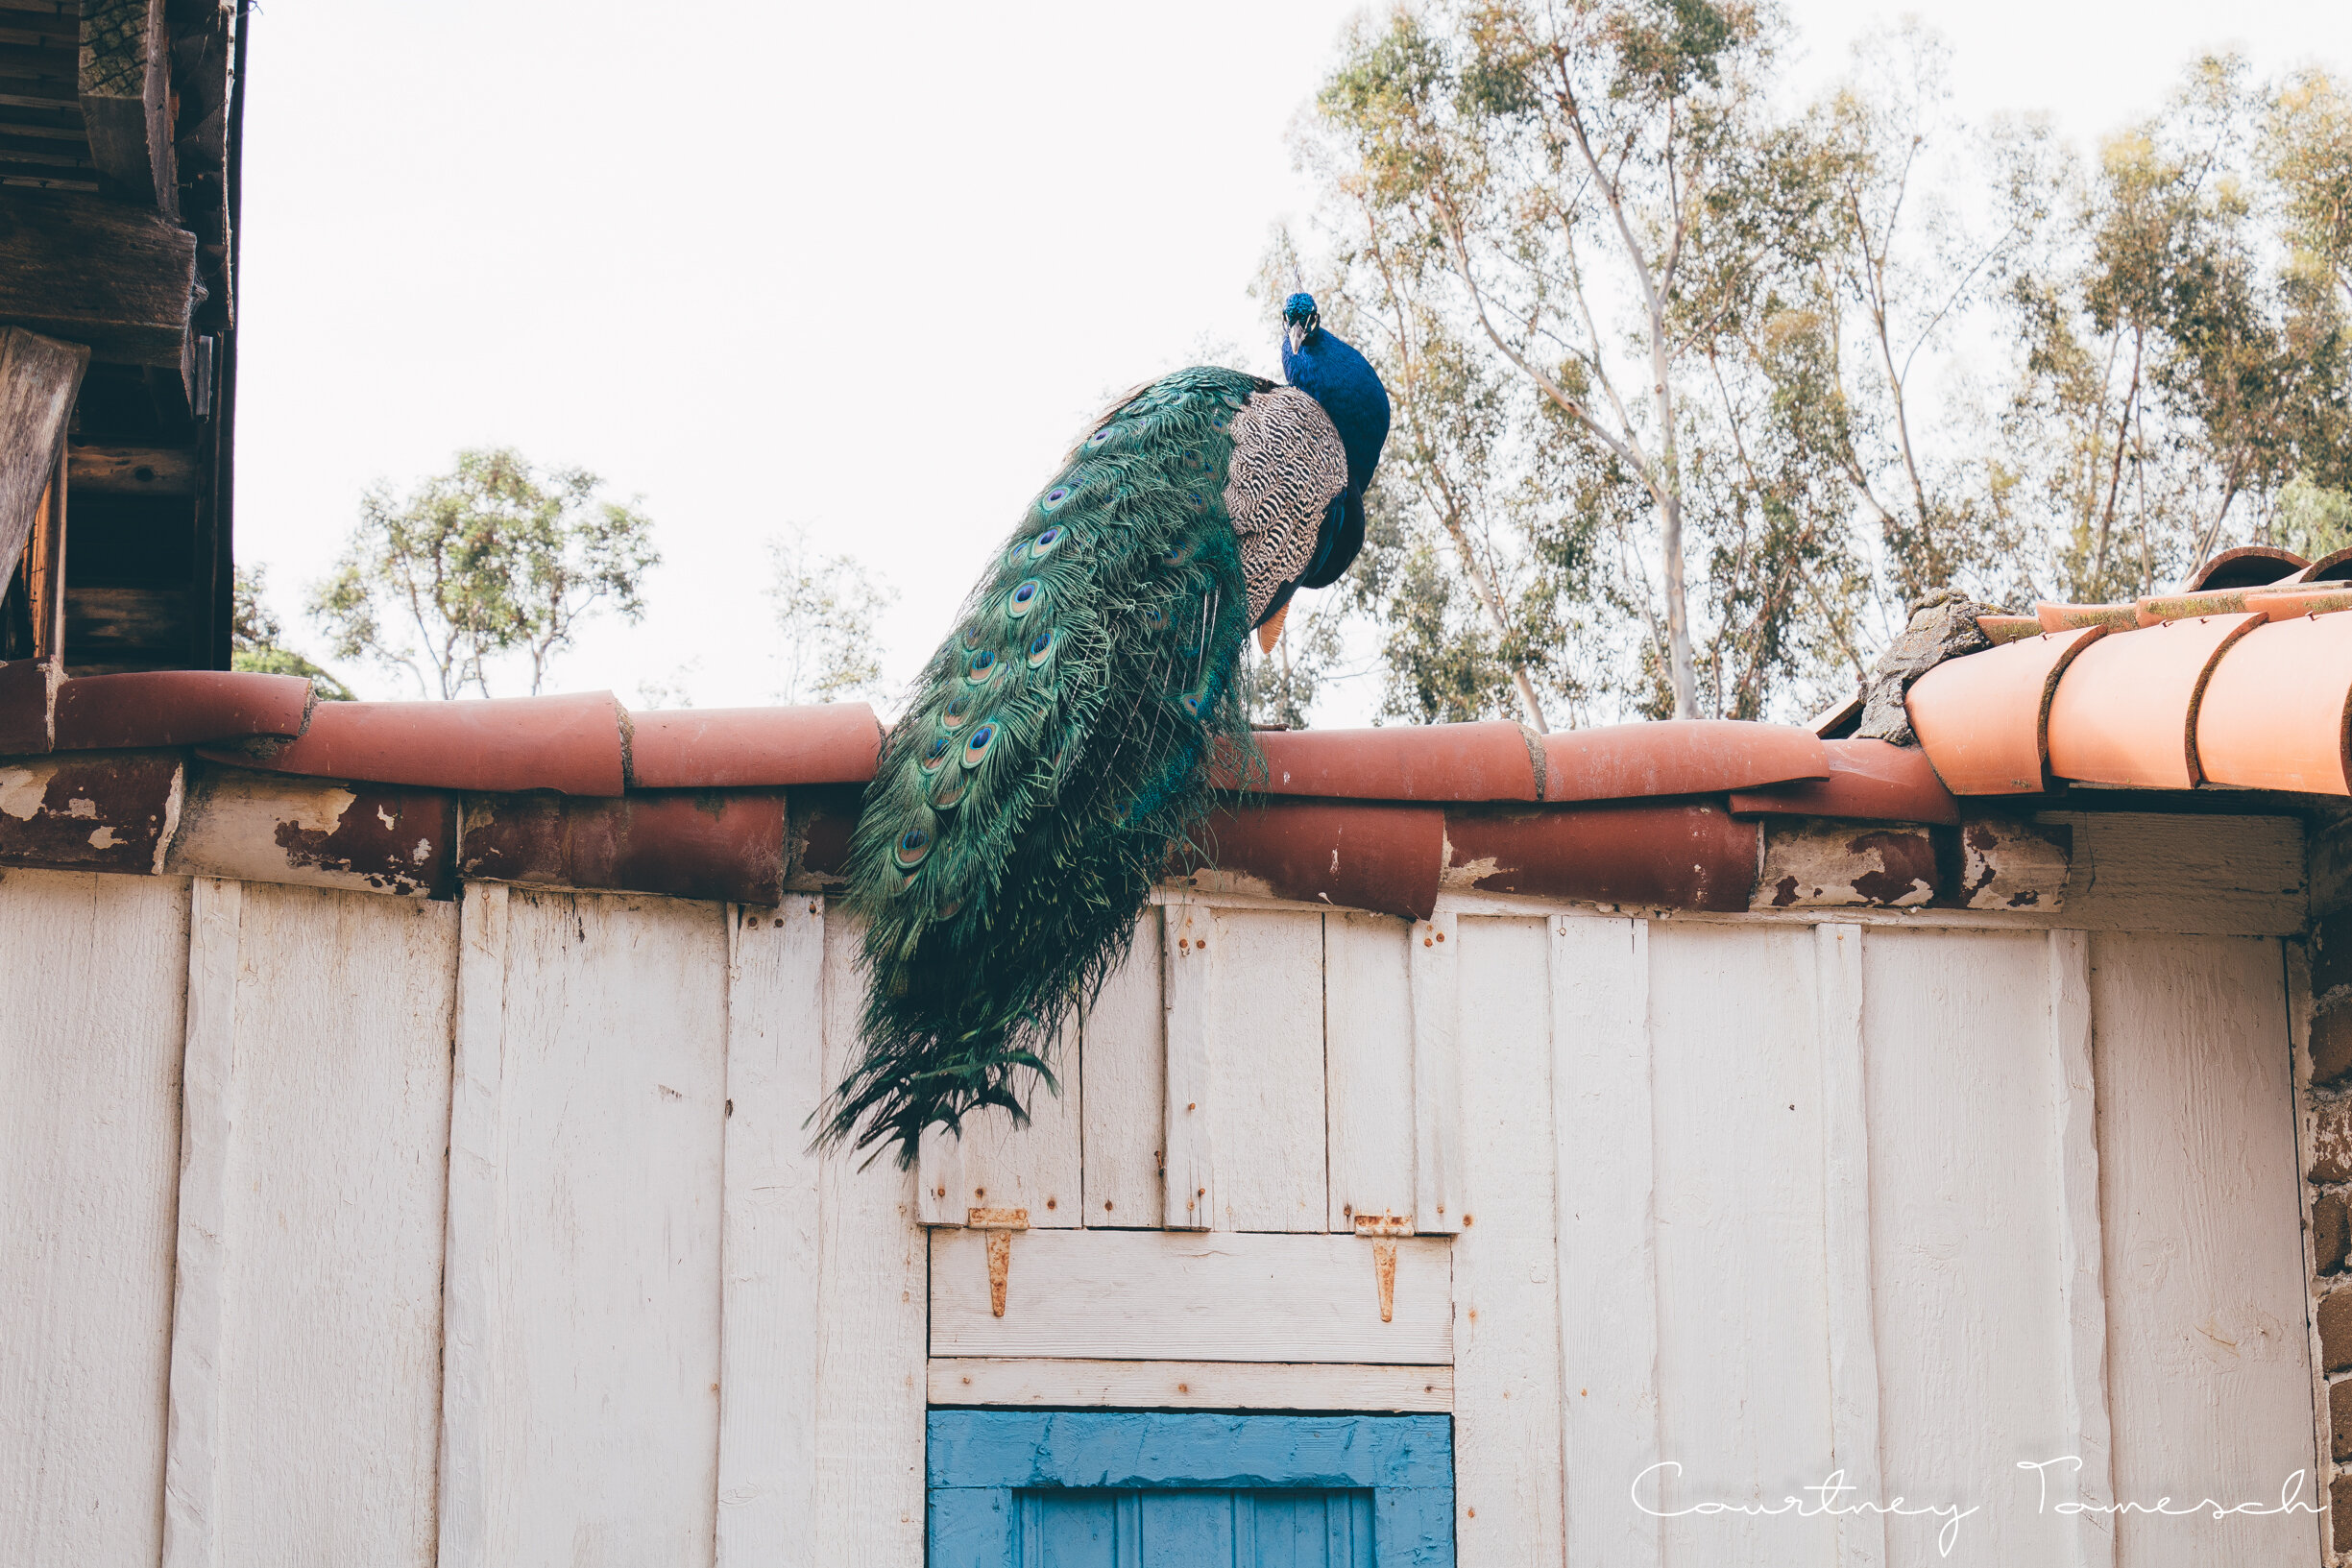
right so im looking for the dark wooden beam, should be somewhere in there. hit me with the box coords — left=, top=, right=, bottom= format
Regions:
left=0, top=186, right=195, bottom=365
left=69, top=441, right=197, bottom=495
left=77, top=0, right=172, bottom=213
left=0, top=325, right=85, bottom=589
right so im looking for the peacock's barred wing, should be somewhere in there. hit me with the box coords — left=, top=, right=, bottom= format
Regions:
left=818, top=365, right=1347, bottom=1165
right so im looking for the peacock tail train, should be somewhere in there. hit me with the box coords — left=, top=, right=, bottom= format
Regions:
left=816, top=366, right=1271, bottom=1165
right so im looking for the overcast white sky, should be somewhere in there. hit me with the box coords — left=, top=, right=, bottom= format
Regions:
left=233, top=0, right=2349, bottom=715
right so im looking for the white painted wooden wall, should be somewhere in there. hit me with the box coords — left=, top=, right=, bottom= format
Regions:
left=0, top=810, right=2321, bottom=1567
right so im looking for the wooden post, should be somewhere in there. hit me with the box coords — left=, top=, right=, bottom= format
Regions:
left=1, top=328, right=89, bottom=599
left=30, top=446, right=65, bottom=667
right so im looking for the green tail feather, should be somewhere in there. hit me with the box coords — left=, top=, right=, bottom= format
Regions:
left=815, top=367, right=1266, bottom=1166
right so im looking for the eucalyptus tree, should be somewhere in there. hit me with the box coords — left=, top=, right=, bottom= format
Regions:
left=1314, top=0, right=1803, bottom=719
left=312, top=447, right=659, bottom=700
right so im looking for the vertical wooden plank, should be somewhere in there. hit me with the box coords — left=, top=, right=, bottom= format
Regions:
left=917, top=1015, right=1081, bottom=1227
left=1551, top=913, right=1661, bottom=1568
left=2092, top=933, right=2318, bottom=1566
left=438, top=888, right=729, bottom=1565
left=1324, top=911, right=1414, bottom=1230
left=1814, top=923, right=1885, bottom=1568
left=1410, top=910, right=1464, bottom=1235
left=1162, top=895, right=1215, bottom=1232
left=161, top=877, right=237, bottom=1568
left=813, top=907, right=928, bottom=1560
left=1649, top=922, right=1835, bottom=1564
left=0, top=870, right=188, bottom=1565
left=2049, top=929, right=2119, bottom=1568
left=1082, top=910, right=1165, bottom=1228
left=1205, top=906, right=1325, bottom=1232
left=716, top=898, right=825, bottom=1562
left=1452, top=915, right=1564, bottom=1565
left=170, top=885, right=459, bottom=1565
left=436, top=881, right=506, bottom=1568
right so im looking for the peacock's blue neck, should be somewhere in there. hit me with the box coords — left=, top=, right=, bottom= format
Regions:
left=1283, top=331, right=1391, bottom=496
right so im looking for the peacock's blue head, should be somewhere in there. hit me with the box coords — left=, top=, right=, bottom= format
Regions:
left=1279, top=292, right=1390, bottom=498
left=1278, top=291, right=1392, bottom=593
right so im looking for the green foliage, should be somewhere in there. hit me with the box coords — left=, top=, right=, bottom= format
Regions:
left=230, top=566, right=353, bottom=700
left=310, top=447, right=658, bottom=699
left=765, top=526, right=899, bottom=703
left=821, top=370, right=1263, bottom=1166
left=1294, top=10, right=2352, bottom=724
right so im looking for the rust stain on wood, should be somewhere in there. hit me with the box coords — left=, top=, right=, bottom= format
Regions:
left=1372, top=1239, right=1397, bottom=1324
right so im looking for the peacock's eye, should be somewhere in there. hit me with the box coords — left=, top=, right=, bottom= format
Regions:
left=960, top=722, right=998, bottom=769
left=1027, top=629, right=1055, bottom=668
left=893, top=828, right=931, bottom=868
left=1040, top=484, right=1073, bottom=514
left=1007, top=579, right=1043, bottom=619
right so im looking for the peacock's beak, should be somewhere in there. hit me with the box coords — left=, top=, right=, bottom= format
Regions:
left=1285, top=323, right=1307, bottom=355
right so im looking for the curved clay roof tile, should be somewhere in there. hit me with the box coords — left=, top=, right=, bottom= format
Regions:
left=2184, top=544, right=2308, bottom=591
left=52, top=669, right=312, bottom=751
left=1726, top=738, right=1960, bottom=824
left=2194, top=613, right=2352, bottom=794
left=1235, top=721, right=1540, bottom=802
left=206, top=692, right=628, bottom=796
left=627, top=705, right=884, bottom=788
left=1539, top=720, right=1827, bottom=803
left=2046, top=612, right=2266, bottom=789
left=1905, top=626, right=2105, bottom=795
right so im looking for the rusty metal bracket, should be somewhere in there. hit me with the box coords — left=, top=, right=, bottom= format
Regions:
left=969, top=1207, right=1029, bottom=1318
left=1353, top=1212, right=1411, bottom=1323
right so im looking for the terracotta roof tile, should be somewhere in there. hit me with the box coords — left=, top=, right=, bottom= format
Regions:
left=1976, top=615, right=2044, bottom=645
left=461, top=790, right=790, bottom=905
left=1539, top=720, right=1827, bottom=803
left=165, top=768, right=454, bottom=898
left=0, top=749, right=182, bottom=874
left=1726, top=738, right=1959, bottom=824
left=2046, top=611, right=2266, bottom=788
left=1242, top=721, right=1540, bottom=802
left=54, top=669, right=311, bottom=751
left=2185, top=544, right=2308, bottom=591
left=627, top=704, right=883, bottom=789
left=0, top=658, right=58, bottom=754
left=207, top=691, right=629, bottom=795
left=2194, top=612, right=2352, bottom=794
left=1905, top=625, right=2105, bottom=795
left=2290, top=545, right=2352, bottom=585
left=2249, top=586, right=2352, bottom=619
left=1191, top=800, right=1446, bottom=920
left=1444, top=801, right=1758, bottom=910
left=2036, top=602, right=2139, bottom=633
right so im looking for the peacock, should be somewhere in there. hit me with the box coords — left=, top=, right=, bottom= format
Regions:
left=815, top=294, right=1392, bottom=1166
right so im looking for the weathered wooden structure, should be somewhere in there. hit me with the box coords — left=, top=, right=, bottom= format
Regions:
left=1, top=591, right=2347, bottom=1562
left=0, top=0, right=244, bottom=674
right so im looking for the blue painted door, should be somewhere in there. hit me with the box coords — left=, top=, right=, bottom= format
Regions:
left=927, top=1411, right=1452, bottom=1568
left=1019, top=1486, right=1372, bottom=1565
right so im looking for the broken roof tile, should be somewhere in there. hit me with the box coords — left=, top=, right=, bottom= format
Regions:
left=627, top=704, right=884, bottom=789
left=2046, top=611, right=2266, bottom=789
left=1539, top=720, right=1827, bottom=803
left=207, top=691, right=628, bottom=796
left=1726, top=738, right=1959, bottom=824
